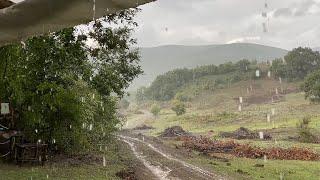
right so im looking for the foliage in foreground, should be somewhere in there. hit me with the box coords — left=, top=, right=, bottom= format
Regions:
left=0, top=9, right=142, bottom=153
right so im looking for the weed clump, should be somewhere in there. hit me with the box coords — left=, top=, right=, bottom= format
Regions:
left=297, top=116, right=317, bottom=143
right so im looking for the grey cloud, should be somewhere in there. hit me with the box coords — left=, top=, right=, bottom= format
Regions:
left=273, top=0, right=318, bottom=18
left=135, top=0, right=320, bottom=49
left=273, top=8, right=293, bottom=17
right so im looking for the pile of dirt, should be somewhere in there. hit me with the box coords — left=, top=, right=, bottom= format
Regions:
left=219, top=127, right=272, bottom=140
left=159, top=126, right=191, bottom=138
left=182, top=136, right=239, bottom=153
left=233, top=145, right=320, bottom=161
left=181, top=136, right=320, bottom=161
left=116, top=169, right=137, bottom=180
left=133, top=125, right=154, bottom=130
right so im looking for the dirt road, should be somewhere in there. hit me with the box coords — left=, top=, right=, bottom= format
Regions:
left=118, top=132, right=227, bottom=180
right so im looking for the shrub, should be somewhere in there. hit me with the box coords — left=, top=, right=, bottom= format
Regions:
left=171, top=100, right=186, bottom=116
left=297, top=116, right=316, bottom=143
left=150, top=104, right=161, bottom=117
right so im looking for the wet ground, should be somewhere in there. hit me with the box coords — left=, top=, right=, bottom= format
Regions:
left=118, top=131, right=227, bottom=180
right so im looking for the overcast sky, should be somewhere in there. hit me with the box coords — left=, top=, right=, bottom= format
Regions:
left=134, top=0, right=320, bottom=50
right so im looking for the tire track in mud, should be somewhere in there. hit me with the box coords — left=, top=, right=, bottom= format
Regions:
left=119, top=135, right=226, bottom=180
left=121, top=138, right=172, bottom=180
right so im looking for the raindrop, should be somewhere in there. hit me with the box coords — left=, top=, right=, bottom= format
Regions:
left=28, top=106, right=31, bottom=111
left=21, top=41, right=26, bottom=49
left=89, top=124, right=93, bottom=131
left=279, top=77, right=282, bottom=84
left=271, top=108, right=275, bottom=115
left=46, top=174, right=49, bottom=179
left=275, top=88, right=279, bottom=95
left=267, top=71, right=271, bottom=78
left=35, top=129, right=38, bottom=134
left=69, top=125, right=72, bottom=129
left=92, top=94, right=95, bottom=99
left=92, top=0, right=96, bottom=21
left=238, top=105, right=242, bottom=112
left=52, top=139, right=56, bottom=144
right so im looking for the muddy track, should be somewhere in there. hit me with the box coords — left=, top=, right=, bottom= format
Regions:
left=118, top=133, right=227, bottom=180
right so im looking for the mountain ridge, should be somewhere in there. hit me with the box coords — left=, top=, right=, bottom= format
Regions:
left=130, top=43, right=288, bottom=90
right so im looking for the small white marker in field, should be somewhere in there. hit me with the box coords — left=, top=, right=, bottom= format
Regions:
left=259, top=132, right=264, bottom=139
left=263, top=155, right=267, bottom=162
left=239, top=97, right=243, bottom=104
left=267, top=114, right=271, bottom=122
left=103, top=156, right=106, bottom=167
left=256, top=70, right=260, bottom=77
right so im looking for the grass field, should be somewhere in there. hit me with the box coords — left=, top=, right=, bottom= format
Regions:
left=126, top=79, right=320, bottom=180
left=0, top=141, right=135, bottom=180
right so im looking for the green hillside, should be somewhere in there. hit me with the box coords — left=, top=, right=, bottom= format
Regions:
left=131, top=43, right=288, bottom=89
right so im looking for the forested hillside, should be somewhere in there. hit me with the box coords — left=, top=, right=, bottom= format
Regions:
left=131, top=43, right=288, bottom=89
left=137, top=47, right=320, bottom=103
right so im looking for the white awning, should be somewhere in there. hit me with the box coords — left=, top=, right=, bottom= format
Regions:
left=0, top=0, right=154, bottom=46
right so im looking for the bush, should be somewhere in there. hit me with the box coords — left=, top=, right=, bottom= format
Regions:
left=297, top=116, right=316, bottom=143
left=171, top=100, right=186, bottom=116
left=150, top=104, right=161, bottom=117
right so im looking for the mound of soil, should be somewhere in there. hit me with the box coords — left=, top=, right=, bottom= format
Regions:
left=219, top=127, right=272, bottom=140
left=133, top=125, right=154, bottom=130
left=160, top=126, right=191, bottom=138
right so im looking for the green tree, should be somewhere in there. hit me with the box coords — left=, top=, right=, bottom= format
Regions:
left=284, top=47, right=320, bottom=80
left=301, top=70, right=320, bottom=102
left=171, top=100, right=186, bottom=116
left=0, top=9, right=141, bottom=153
left=150, top=104, right=161, bottom=117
